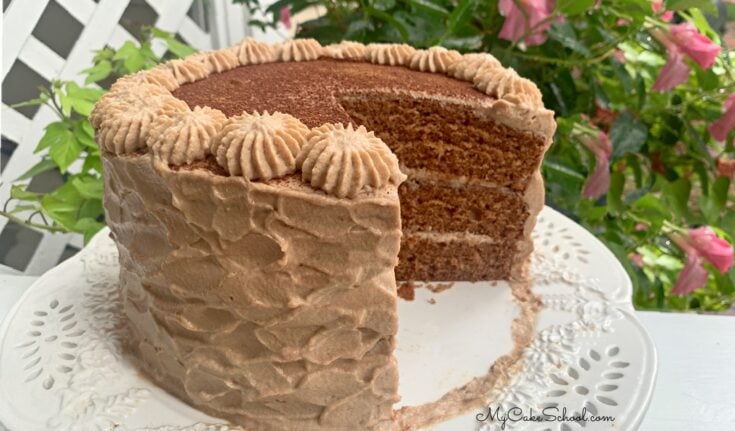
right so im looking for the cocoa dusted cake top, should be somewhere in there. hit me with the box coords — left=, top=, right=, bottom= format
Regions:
left=172, top=59, right=488, bottom=128
left=90, top=38, right=553, bottom=199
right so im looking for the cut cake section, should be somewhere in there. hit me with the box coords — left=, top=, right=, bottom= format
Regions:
left=173, top=60, right=553, bottom=281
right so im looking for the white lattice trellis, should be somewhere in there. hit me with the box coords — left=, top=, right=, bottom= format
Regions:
left=0, top=0, right=283, bottom=275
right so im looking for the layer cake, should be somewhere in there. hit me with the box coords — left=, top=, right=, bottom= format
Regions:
left=92, top=38, right=555, bottom=430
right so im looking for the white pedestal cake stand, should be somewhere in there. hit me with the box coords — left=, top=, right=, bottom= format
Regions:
left=0, top=207, right=656, bottom=431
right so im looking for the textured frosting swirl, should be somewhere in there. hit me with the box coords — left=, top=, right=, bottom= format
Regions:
left=324, top=41, right=367, bottom=60
left=90, top=83, right=170, bottom=129
left=473, top=65, right=543, bottom=106
left=447, top=52, right=501, bottom=81
left=408, top=46, right=462, bottom=73
left=110, top=67, right=180, bottom=92
left=296, top=123, right=406, bottom=198
left=232, top=37, right=276, bottom=65
left=365, top=43, right=416, bottom=66
left=276, top=38, right=324, bottom=62
left=94, top=85, right=189, bottom=154
left=147, top=106, right=226, bottom=166
left=191, top=50, right=239, bottom=73
left=212, top=111, right=309, bottom=180
left=165, top=58, right=210, bottom=84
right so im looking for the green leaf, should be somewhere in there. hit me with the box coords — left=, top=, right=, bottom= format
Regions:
left=36, top=122, right=71, bottom=153
left=700, top=176, right=730, bottom=223
left=10, top=184, right=40, bottom=201
left=444, top=0, right=479, bottom=38
left=714, top=270, right=735, bottom=295
left=15, top=158, right=57, bottom=181
left=47, top=129, right=82, bottom=173
left=547, top=22, right=591, bottom=56
left=608, top=171, right=625, bottom=213
left=408, top=0, right=450, bottom=16
left=74, top=121, right=97, bottom=149
left=662, top=177, right=692, bottom=220
left=82, top=153, right=102, bottom=174
left=665, top=0, right=717, bottom=14
left=632, top=194, right=669, bottom=221
left=556, top=0, right=595, bottom=16
left=151, top=28, right=197, bottom=58
left=82, top=60, right=112, bottom=84
left=113, top=41, right=148, bottom=73
left=10, top=92, right=49, bottom=109
left=71, top=175, right=104, bottom=199
left=58, top=91, right=72, bottom=116
left=610, top=112, right=648, bottom=160
left=364, top=6, right=409, bottom=41
left=40, top=182, right=84, bottom=230
left=73, top=217, right=105, bottom=244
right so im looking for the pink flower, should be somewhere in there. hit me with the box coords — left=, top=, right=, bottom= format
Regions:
left=709, top=93, right=735, bottom=141
left=652, top=50, right=690, bottom=92
left=593, top=104, right=616, bottom=127
left=688, top=227, right=734, bottom=273
left=498, top=0, right=555, bottom=46
left=672, top=253, right=710, bottom=295
left=612, top=49, right=626, bottom=63
left=581, top=131, right=613, bottom=198
left=671, top=227, right=734, bottom=295
left=668, top=22, right=720, bottom=69
left=651, top=0, right=673, bottom=21
left=717, top=157, right=735, bottom=178
left=630, top=253, right=645, bottom=268
left=651, top=22, right=720, bottom=92
left=279, top=6, right=292, bottom=30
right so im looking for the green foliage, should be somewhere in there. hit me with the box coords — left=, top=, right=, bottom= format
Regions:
left=2, top=28, right=195, bottom=244
left=233, top=0, right=735, bottom=311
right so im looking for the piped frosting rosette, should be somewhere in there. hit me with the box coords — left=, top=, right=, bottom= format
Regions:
left=365, top=43, right=416, bottom=66
left=473, top=65, right=543, bottom=107
left=276, top=39, right=324, bottom=62
left=212, top=111, right=310, bottom=180
left=190, top=50, right=240, bottom=74
left=111, top=67, right=180, bottom=92
left=147, top=106, right=227, bottom=165
left=232, top=37, right=276, bottom=65
left=296, top=123, right=406, bottom=198
left=166, top=58, right=210, bottom=85
left=324, top=41, right=367, bottom=60
left=409, top=46, right=462, bottom=73
left=447, top=52, right=502, bottom=81
left=91, top=84, right=189, bottom=155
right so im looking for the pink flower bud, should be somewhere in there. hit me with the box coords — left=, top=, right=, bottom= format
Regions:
left=581, top=132, right=613, bottom=198
left=688, top=227, right=734, bottom=274
left=672, top=253, right=709, bottom=295
left=652, top=49, right=690, bottom=92
left=669, top=23, right=720, bottom=70
left=717, top=157, right=735, bottom=179
left=279, top=6, right=292, bottom=30
left=498, top=0, right=555, bottom=46
left=709, top=94, right=735, bottom=142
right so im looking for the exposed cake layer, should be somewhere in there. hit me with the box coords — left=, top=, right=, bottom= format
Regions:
left=103, top=153, right=402, bottom=431
left=399, top=173, right=528, bottom=238
left=339, top=92, right=546, bottom=191
left=396, top=232, right=524, bottom=282
left=172, top=61, right=551, bottom=281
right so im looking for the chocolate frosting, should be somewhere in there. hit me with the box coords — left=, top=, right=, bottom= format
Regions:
left=104, top=153, right=403, bottom=430
left=94, top=39, right=555, bottom=431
